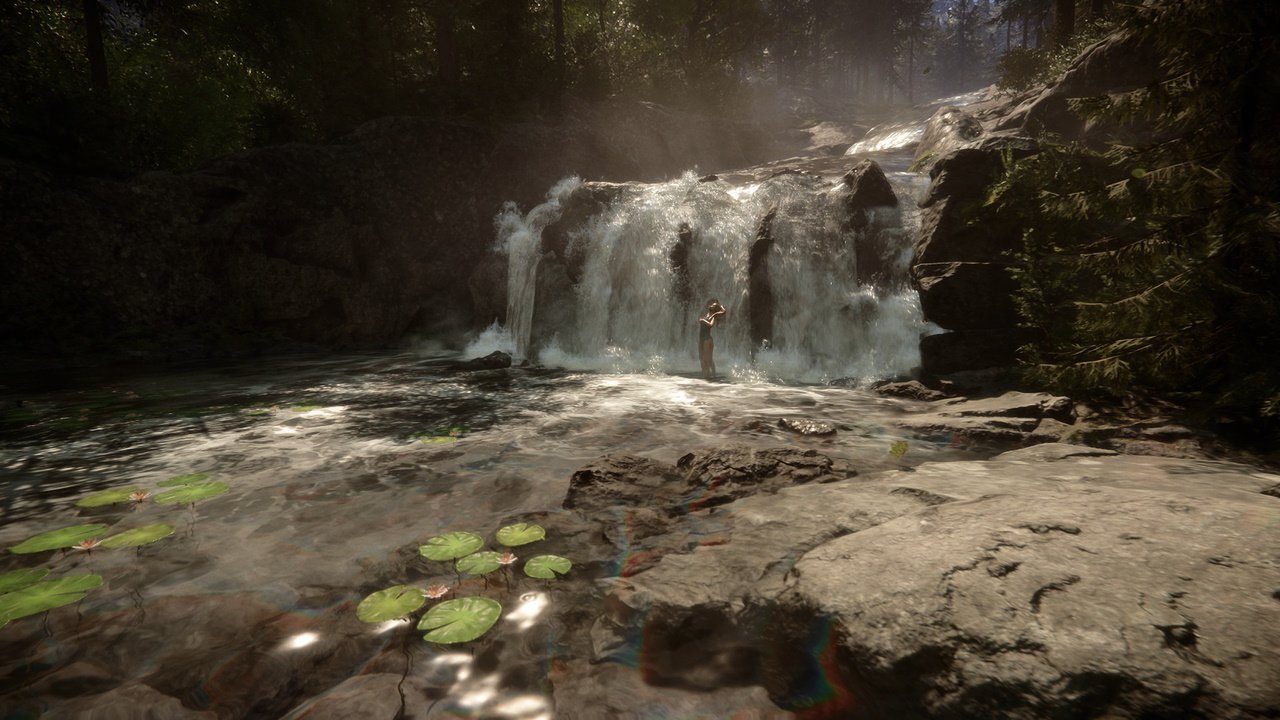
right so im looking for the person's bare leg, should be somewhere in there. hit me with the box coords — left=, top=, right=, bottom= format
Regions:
left=700, top=340, right=712, bottom=379
left=708, top=340, right=716, bottom=379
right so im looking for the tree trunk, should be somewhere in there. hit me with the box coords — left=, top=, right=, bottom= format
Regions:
left=1054, top=0, right=1075, bottom=47
left=430, top=9, right=460, bottom=100
left=83, top=0, right=108, bottom=95
left=553, top=0, right=565, bottom=92
left=1021, top=15, right=1028, bottom=48
left=907, top=30, right=915, bottom=104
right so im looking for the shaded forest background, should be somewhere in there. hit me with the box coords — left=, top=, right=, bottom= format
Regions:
left=3, top=0, right=1093, bottom=175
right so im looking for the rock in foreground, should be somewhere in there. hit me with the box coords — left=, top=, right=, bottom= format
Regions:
left=597, top=444, right=1280, bottom=719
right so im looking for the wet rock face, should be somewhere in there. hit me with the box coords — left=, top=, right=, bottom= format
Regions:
left=748, top=208, right=778, bottom=351
left=909, top=27, right=1162, bottom=376
left=564, top=446, right=857, bottom=519
left=449, top=350, right=512, bottom=371
left=601, top=444, right=1280, bottom=720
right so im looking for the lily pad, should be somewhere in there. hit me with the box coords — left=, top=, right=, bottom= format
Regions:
left=456, top=551, right=502, bottom=576
left=0, top=574, right=102, bottom=628
left=356, top=585, right=426, bottom=623
left=291, top=405, right=322, bottom=412
left=8, top=524, right=110, bottom=554
left=418, top=435, right=457, bottom=444
left=523, top=555, right=572, bottom=579
left=0, top=568, right=49, bottom=594
left=100, top=524, right=176, bottom=549
left=417, top=597, right=501, bottom=644
left=154, top=482, right=229, bottom=505
left=496, top=523, right=545, bottom=547
left=889, top=440, right=909, bottom=459
left=158, top=473, right=208, bottom=487
left=419, top=532, right=484, bottom=561
left=76, top=487, right=143, bottom=508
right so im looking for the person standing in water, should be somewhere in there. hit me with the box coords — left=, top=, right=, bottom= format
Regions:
left=698, top=299, right=727, bottom=379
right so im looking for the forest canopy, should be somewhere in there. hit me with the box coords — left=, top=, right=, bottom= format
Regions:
left=3, top=0, right=1086, bottom=174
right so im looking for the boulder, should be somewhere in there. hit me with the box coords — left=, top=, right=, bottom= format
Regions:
left=564, top=446, right=856, bottom=518
left=777, top=418, right=837, bottom=436
left=920, top=328, right=1034, bottom=376
left=841, top=159, right=898, bottom=214
left=605, top=445, right=1280, bottom=719
left=895, top=390, right=1077, bottom=447
left=873, top=379, right=955, bottom=402
left=913, top=262, right=1020, bottom=331
left=449, top=350, right=512, bottom=371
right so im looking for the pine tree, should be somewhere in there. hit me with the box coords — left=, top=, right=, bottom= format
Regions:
left=988, top=0, right=1280, bottom=430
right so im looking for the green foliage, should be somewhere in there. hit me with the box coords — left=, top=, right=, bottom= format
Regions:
left=0, top=569, right=49, bottom=594
left=76, top=487, right=142, bottom=508
left=523, top=554, right=572, bottom=579
left=419, top=532, right=485, bottom=561
left=0, top=574, right=103, bottom=628
left=988, top=1, right=1280, bottom=430
left=417, top=597, right=502, bottom=644
left=996, top=18, right=1114, bottom=94
left=495, top=523, right=545, bottom=547
left=100, top=524, right=176, bottom=549
left=356, top=586, right=427, bottom=623
left=8, top=524, right=110, bottom=554
left=456, top=551, right=503, bottom=576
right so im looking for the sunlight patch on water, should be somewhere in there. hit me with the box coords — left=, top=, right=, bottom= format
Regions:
left=281, top=632, right=320, bottom=650
left=846, top=123, right=924, bottom=154
left=504, top=591, right=549, bottom=631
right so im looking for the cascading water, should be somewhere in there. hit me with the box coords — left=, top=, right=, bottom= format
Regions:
left=482, top=128, right=939, bottom=383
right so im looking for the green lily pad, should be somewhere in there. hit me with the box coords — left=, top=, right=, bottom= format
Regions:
left=158, top=473, right=208, bottom=487
left=0, top=574, right=102, bottom=628
left=496, top=522, right=545, bottom=547
left=100, top=524, right=176, bottom=549
left=356, top=585, right=426, bottom=623
left=76, top=487, right=143, bottom=508
left=0, top=568, right=49, bottom=594
left=419, top=532, right=484, bottom=561
left=415, top=434, right=457, bottom=444
left=8, top=524, right=110, bottom=554
left=456, top=551, right=502, bottom=576
left=523, top=555, right=572, bottom=579
left=417, top=597, right=501, bottom=644
left=291, top=405, right=322, bottom=412
left=889, top=440, right=909, bottom=459
left=154, top=482, right=228, bottom=505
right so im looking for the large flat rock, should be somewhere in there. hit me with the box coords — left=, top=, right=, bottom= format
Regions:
left=607, top=445, right=1280, bottom=718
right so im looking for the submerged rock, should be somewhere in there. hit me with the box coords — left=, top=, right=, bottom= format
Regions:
left=777, top=417, right=837, bottom=436
left=449, top=350, right=512, bottom=371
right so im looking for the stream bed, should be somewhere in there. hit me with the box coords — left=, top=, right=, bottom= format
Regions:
left=0, top=351, right=987, bottom=718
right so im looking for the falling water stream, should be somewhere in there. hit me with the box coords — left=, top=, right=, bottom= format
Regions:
left=0, top=101, right=983, bottom=719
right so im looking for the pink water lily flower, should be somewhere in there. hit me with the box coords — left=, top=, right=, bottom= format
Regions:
left=130, top=490, right=149, bottom=502
left=73, top=538, right=101, bottom=551
left=498, top=551, right=518, bottom=566
left=423, top=584, right=451, bottom=599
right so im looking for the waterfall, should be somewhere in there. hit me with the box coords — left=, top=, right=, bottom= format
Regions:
left=494, top=167, right=936, bottom=383
left=497, top=177, right=581, bottom=360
